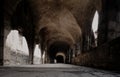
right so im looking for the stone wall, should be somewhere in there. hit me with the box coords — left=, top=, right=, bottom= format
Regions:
left=107, top=11, right=120, bottom=41
left=97, top=0, right=120, bottom=45
left=3, top=29, right=43, bottom=65
left=4, top=47, right=29, bottom=65
left=72, top=37, right=120, bottom=70
left=3, top=30, right=30, bottom=65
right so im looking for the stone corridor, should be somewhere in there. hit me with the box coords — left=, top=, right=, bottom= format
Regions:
left=1, top=0, right=120, bottom=77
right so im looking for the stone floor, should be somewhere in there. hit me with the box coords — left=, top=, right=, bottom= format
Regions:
left=0, top=64, right=120, bottom=77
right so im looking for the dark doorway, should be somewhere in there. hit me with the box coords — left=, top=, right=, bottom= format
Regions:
left=56, top=55, right=64, bottom=63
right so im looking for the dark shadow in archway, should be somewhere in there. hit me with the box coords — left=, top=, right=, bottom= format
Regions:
left=56, top=55, right=64, bottom=63
left=48, top=41, right=70, bottom=63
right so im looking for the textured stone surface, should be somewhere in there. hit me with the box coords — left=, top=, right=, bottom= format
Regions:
left=4, top=49, right=29, bottom=65
left=0, top=64, right=120, bottom=77
left=4, top=43, right=41, bottom=65
left=3, top=30, right=30, bottom=65
left=98, top=0, right=120, bottom=45
left=73, top=37, right=120, bottom=70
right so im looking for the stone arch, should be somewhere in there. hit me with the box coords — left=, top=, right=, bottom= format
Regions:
left=4, top=0, right=36, bottom=64
left=47, top=41, right=70, bottom=63
left=56, top=52, right=66, bottom=63
left=3, top=0, right=104, bottom=65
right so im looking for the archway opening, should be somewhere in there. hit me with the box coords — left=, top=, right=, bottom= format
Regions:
left=4, top=30, right=29, bottom=65
left=56, top=55, right=64, bottom=63
left=92, top=11, right=99, bottom=46
left=48, top=41, right=70, bottom=63
left=33, top=44, right=42, bottom=64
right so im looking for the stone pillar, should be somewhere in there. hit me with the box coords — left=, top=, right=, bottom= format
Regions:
left=82, top=29, right=95, bottom=52
left=97, top=0, right=108, bottom=46
left=0, top=24, right=3, bottom=65
left=0, top=0, right=3, bottom=65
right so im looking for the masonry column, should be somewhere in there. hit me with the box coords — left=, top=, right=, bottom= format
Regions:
left=97, top=0, right=108, bottom=46
left=0, top=0, right=3, bottom=65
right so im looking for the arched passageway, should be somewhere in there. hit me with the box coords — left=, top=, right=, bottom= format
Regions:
left=47, top=41, right=71, bottom=63
left=2, top=0, right=120, bottom=71
left=56, top=52, right=66, bottom=63
left=3, top=0, right=101, bottom=65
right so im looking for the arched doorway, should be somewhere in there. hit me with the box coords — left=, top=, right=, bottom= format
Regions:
left=56, top=55, right=64, bottom=63
left=56, top=52, right=66, bottom=63
left=92, top=11, right=99, bottom=47
left=48, top=41, right=70, bottom=63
